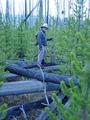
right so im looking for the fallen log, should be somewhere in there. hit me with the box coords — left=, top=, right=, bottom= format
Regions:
left=4, top=96, right=53, bottom=120
left=3, top=65, right=60, bottom=82
left=4, top=93, right=68, bottom=120
left=5, top=64, right=80, bottom=87
left=29, top=65, right=60, bottom=72
left=0, top=80, right=60, bottom=96
left=3, top=73, right=20, bottom=81
left=25, top=62, right=57, bottom=69
left=14, top=59, right=57, bottom=69
left=5, top=59, right=58, bottom=69
left=5, top=64, right=69, bottom=85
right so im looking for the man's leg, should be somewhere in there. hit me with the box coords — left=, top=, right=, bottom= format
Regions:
left=42, top=59, right=45, bottom=64
left=37, top=45, right=45, bottom=67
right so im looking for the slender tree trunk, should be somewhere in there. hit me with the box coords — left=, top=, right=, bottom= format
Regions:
left=13, top=0, right=15, bottom=27
left=45, top=0, right=46, bottom=22
left=25, top=0, right=27, bottom=26
left=62, top=0, right=65, bottom=22
left=31, top=0, right=33, bottom=25
left=29, top=0, right=32, bottom=28
left=88, top=0, right=90, bottom=18
left=47, top=0, right=49, bottom=24
left=6, top=0, right=10, bottom=23
left=56, top=0, right=59, bottom=26
left=68, top=0, right=71, bottom=18
left=0, top=12, right=2, bottom=24
left=39, top=0, right=43, bottom=22
left=0, top=1, right=2, bottom=24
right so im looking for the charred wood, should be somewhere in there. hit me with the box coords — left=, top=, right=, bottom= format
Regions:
left=4, top=96, right=53, bottom=120
left=3, top=65, right=60, bottom=82
left=0, top=80, right=60, bottom=96
left=5, top=64, right=80, bottom=87
left=5, top=64, right=70, bottom=86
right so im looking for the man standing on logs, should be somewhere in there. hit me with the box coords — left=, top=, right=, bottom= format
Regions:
left=35, top=23, right=52, bottom=68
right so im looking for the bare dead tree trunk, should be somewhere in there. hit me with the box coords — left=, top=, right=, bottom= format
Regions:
left=25, top=0, right=27, bottom=26
left=20, top=0, right=40, bottom=25
left=0, top=1, right=2, bottom=24
left=6, top=0, right=10, bottom=23
left=46, top=0, right=49, bottom=24
left=68, top=0, right=70, bottom=18
left=29, top=0, right=32, bottom=28
left=0, top=12, right=2, bottom=24
left=56, top=0, right=59, bottom=26
left=62, top=0, right=65, bottom=23
left=13, top=0, right=15, bottom=27
left=45, top=0, right=46, bottom=22
left=88, top=0, right=90, bottom=18
left=39, top=0, right=43, bottom=22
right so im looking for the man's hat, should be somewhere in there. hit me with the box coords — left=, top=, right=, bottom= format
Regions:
left=41, top=23, right=48, bottom=29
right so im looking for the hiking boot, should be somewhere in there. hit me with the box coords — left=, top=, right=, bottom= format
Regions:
left=42, top=59, right=47, bottom=65
left=40, top=65, right=44, bottom=69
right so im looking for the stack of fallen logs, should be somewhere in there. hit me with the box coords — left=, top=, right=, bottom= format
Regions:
left=1, top=60, right=80, bottom=120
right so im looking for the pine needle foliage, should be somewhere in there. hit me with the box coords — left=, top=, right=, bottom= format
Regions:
left=0, top=21, right=42, bottom=62
left=0, top=68, right=7, bottom=119
left=45, top=1, right=90, bottom=119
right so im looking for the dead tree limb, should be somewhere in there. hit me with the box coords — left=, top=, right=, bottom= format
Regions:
left=15, top=60, right=57, bottom=69
left=21, top=0, right=42, bottom=25
left=5, top=64, right=69, bottom=85
left=0, top=80, right=60, bottom=96
left=3, top=73, right=19, bottom=81
left=4, top=96, right=53, bottom=120
left=4, top=65, right=60, bottom=82
left=5, top=64, right=80, bottom=87
left=4, top=93, right=68, bottom=120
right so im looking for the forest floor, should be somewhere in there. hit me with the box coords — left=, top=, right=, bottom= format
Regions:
left=0, top=83, right=53, bottom=120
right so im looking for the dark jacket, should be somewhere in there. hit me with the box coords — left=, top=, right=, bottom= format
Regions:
left=36, top=29, right=47, bottom=48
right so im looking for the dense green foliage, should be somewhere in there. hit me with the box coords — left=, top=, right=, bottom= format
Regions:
left=45, top=0, right=90, bottom=119
left=0, top=65, right=7, bottom=119
left=46, top=0, right=90, bottom=120
left=0, top=18, right=90, bottom=119
left=0, top=1, right=90, bottom=119
left=45, top=20, right=90, bottom=119
left=0, top=23, right=37, bottom=62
